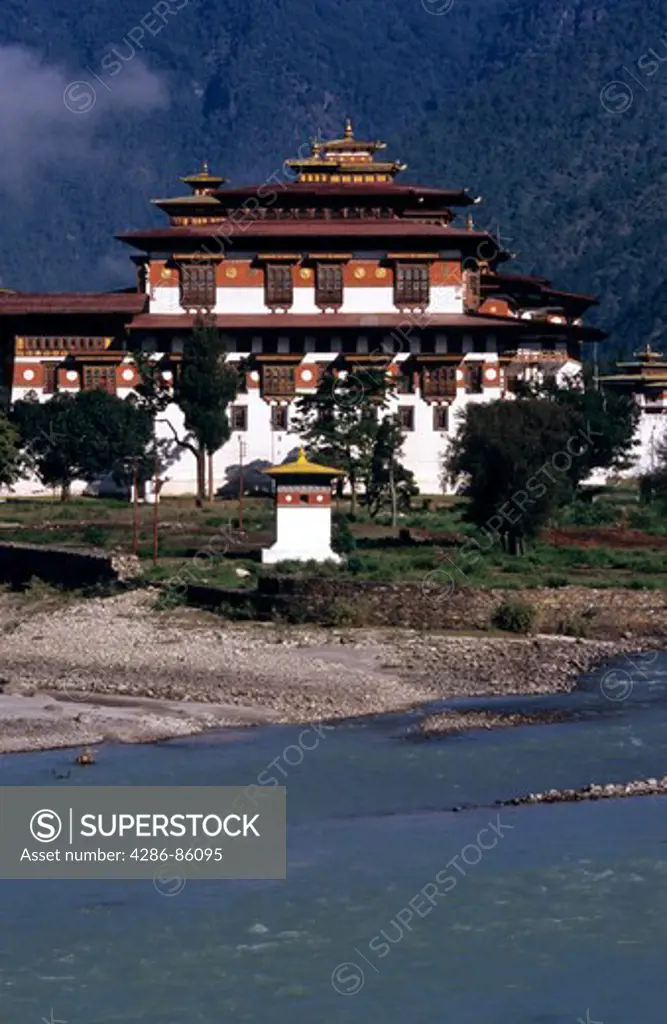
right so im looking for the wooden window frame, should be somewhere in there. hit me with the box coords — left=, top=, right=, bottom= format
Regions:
left=179, top=263, right=216, bottom=309
left=230, top=405, right=248, bottom=432
left=82, top=366, right=117, bottom=395
left=265, top=264, right=294, bottom=309
left=397, top=405, right=415, bottom=431
left=463, top=267, right=482, bottom=313
left=43, top=361, right=59, bottom=395
left=421, top=366, right=457, bottom=400
left=315, top=262, right=343, bottom=309
left=433, top=405, right=449, bottom=432
left=271, top=405, right=289, bottom=431
left=262, top=365, right=296, bottom=398
left=394, top=263, right=430, bottom=309
left=465, top=363, right=484, bottom=394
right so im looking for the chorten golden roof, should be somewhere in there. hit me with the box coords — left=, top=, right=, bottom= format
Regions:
left=264, top=448, right=344, bottom=477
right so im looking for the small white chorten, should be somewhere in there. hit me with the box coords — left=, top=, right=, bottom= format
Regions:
left=261, top=448, right=344, bottom=564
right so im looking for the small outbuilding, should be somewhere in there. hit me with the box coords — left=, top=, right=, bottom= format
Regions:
left=261, top=448, right=344, bottom=564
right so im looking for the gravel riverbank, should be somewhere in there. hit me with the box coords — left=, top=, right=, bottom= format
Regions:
left=0, top=589, right=657, bottom=753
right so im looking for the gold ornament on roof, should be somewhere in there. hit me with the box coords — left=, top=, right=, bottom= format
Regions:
left=284, top=118, right=407, bottom=183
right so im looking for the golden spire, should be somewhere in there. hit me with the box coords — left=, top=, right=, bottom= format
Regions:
left=466, top=213, right=474, bottom=230
left=344, top=117, right=354, bottom=139
left=201, top=159, right=209, bottom=175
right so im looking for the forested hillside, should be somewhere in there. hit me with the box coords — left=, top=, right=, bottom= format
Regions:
left=1, top=0, right=666, bottom=354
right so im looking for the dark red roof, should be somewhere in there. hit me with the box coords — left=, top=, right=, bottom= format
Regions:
left=127, top=311, right=604, bottom=339
left=483, top=273, right=598, bottom=310
left=0, top=292, right=147, bottom=315
left=118, top=222, right=500, bottom=246
left=210, top=183, right=477, bottom=205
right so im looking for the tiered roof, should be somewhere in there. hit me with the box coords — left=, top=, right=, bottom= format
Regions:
left=599, top=345, right=667, bottom=387
left=284, top=118, right=407, bottom=183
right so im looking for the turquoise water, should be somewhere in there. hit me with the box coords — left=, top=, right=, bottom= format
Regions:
left=2, top=652, right=667, bottom=1023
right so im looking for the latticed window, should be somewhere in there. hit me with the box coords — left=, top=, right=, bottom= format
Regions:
left=433, top=405, right=449, bottom=431
left=463, top=267, right=482, bottom=312
left=271, top=405, right=289, bottom=431
left=83, top=366, right=116, bottom=394
left=230, top=405, right=248, bottom=431
left=262, top=365, right=295, bottom=397
left=465, top=363, right=483, bottom=394
left=180, top=264, right=216, bottom=308
left=398, top=406, right=415, bottom=431
left=394, top=264, right=430, bottom=308
left=315, top=263, right=343, bottom=308
left=265, top=264, right=294, bottom=308
left=421, top=366, right=457, bottom=399
left=43, top=362, right=58, bottom=394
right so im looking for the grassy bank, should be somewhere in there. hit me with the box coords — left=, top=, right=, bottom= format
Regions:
left=2, top=489, right=667, bottom=592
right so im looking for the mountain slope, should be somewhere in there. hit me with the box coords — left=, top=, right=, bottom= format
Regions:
left=1, top=0, right=666, bottom=357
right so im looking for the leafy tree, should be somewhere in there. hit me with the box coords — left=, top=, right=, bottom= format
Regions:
left=129, top=351, right=177, bottom=494
left=517, top=373, right=640, bottom=485
left=173, top=324, right=239, bottom=505
left=447, top=398, right=578, bottom=555
left=291, top=365, right=394, bottom=515
left=11, top=393, right=79, bottom=499
left=366, top=414, right=418, bottom=524
left=0, top=413, right=20, bottom=488
left=131, top=351, right=173, bottom=419
left=11, top=390, right=153, bottom=500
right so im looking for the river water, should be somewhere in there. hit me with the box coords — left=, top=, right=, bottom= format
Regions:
left=2, top=651, right=666, bottom=1023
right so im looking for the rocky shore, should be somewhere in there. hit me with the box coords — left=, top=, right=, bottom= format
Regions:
left=0, top=588, right=658, bottom=753
left=497, top=776, right=667, bottom=805
left=412, top=708, right=571, bottom=739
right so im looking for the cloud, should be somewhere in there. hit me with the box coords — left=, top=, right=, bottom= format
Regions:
left=0, top=46, right=168, bottom=189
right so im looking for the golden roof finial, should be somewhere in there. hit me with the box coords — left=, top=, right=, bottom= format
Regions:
left=201, top=159, right=209, bottom=175
left=344, top=117, right=353, bottom=139
left=466, top=213, right=474, bottom=230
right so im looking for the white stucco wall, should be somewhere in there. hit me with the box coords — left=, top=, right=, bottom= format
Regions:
left=262, top=503, right=340, bottom=563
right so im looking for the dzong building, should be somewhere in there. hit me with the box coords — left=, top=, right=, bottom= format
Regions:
left=0, top=121, right=605, bottom=497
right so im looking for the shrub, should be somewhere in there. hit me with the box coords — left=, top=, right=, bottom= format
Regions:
left=332, top=513, right=356, bottom=555
left=557, top=614, right=591, bottom=638
left=326, top=599, right=358, bottom=627
left=81, top=525, right=111, bottom=548
left=545, top=574, right=569, bottom=588
left=346, top=555, right=364, bottom=575
left=492, top=598, right=538, bottom=634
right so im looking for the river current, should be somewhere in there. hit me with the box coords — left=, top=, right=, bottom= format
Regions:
left=2, top=651, right=667, bottom=1023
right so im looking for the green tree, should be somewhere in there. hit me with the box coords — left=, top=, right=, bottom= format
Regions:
left=366, top=414, right=418, bottom=524
left=129, top=351, right=176, bottom=494
left=291, top=365, right=393, bottom=516
left=517, top=372, right=640, bottom=485
left=447, top=398, right=577, bottom=555
left=173, top=324, right=239, bottom=505
left=0, top=413, right=21, bottom=488
left=11, top=390, right=153, bottom=500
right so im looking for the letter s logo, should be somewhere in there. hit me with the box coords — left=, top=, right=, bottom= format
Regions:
left=30, top=809, right=63, bottom=843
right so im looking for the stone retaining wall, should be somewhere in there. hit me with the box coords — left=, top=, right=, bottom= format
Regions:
left=184, top=575, right=667, bottom=638
left=0, top=542, right=141, bottom=589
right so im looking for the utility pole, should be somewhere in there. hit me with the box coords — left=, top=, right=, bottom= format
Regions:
left=132, top=460, right=139, bottom=556
left=238, top=437, right=246, bottom=533
left=152, top=446, right=159, bottom=566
